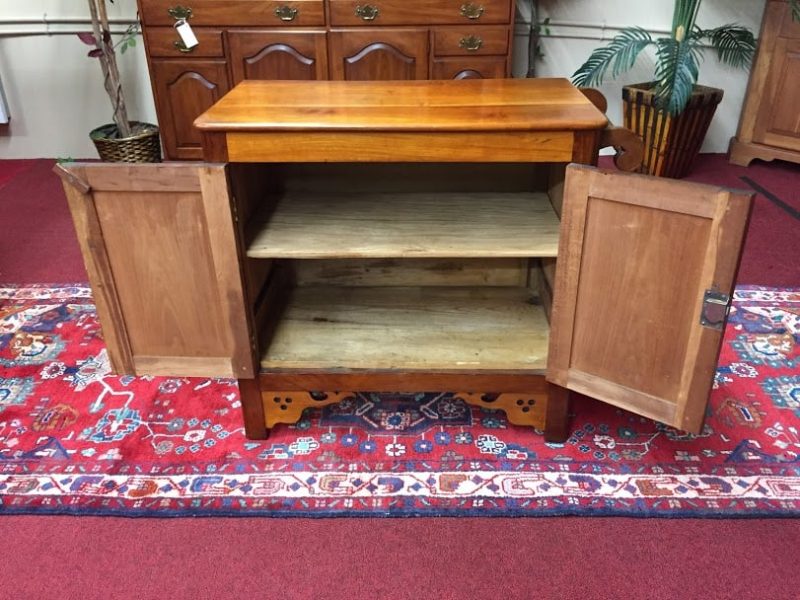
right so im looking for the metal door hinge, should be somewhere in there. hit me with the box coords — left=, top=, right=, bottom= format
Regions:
left=700, top=289, right=730, bottom=330
left=231, top=195, right=239, bottom=223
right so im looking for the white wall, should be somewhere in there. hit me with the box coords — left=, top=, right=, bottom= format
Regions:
left=0, top=0, right=155, bottom=159
left=0, top=0, right=765, bottom=158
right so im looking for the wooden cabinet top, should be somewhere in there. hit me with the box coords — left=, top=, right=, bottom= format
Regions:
left=194, top=79, right=608, bottom=133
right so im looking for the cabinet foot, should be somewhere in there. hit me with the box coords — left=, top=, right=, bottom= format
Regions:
left=262, top=391, right=351, bottom=429
left=238, top=378, right=269, bottom=439
left=459, top=392, right=547, bottom=430
left=544, top=383, right=571, bottom=443
left=728, top=137, right=800, bottom=168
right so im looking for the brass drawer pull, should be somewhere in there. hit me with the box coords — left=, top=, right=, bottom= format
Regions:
left=167, top=5, right=193, bottom=20
left=460, top=3, right=484, bottom=19
left=173, top=40, right=195, bottom=53
left=275, top=5, right=299, bottom=21
left=355, top=4, right=380, bottom=20
left=459, top=35, right=483, bottom=51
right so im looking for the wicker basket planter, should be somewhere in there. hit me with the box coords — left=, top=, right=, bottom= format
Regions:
left=622, top=83, right=723, bottom=178
left=90, top=121, right=161, bottom=163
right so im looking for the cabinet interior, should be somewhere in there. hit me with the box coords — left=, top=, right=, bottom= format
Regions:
left=229, top=162, right=564, bottom=373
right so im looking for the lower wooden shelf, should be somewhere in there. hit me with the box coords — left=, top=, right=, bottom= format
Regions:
left=259, top=285, right=550, bottom=372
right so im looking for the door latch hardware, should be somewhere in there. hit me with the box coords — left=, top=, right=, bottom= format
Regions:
left=700, top=289, right=730, bottom=330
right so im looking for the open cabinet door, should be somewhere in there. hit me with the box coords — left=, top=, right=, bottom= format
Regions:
left=55, top=163, right=254, bottom=379
left=547, top=164, right=753, bottom=433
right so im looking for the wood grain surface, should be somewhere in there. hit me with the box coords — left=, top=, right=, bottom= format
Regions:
left=139, top=0, right=325, bottom=26
left=224, top=130, right=575, bottom=162
left=293, top=257, right=529, bottom=287
left=328, top=0, right=511, bottom=26
left=260, top=285, right=550, bottom=371
left=433, top=26, right=510, bottom=56
left=246, top=191, right=560, bottom=258
left=194, top=78, right=608, bottom=132
left=547, top=164, right=753, bottom=433
left=57, top=163, right=254, bottom=379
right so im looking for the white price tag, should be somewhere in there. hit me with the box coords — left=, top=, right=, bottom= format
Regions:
left=174, top=19, right=199, bottom=49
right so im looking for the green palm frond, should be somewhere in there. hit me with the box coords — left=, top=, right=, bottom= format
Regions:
left=791, top=0, right=800, bottom=21
left=695, top=25, right=756, bottom=69
left=572, top=27, right=654, bottom=87
left=654, top=37, right=701, bottom=114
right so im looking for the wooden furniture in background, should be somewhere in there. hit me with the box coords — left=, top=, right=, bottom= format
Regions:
left=136, top=0, right=518, bottom=160
left=55, top=78, right=750, bottom=442
left=729, top=0, right=800, bottom=167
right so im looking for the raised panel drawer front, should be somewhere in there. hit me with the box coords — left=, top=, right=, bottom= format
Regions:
left=433, top=26, right=509, bottom=56
left=146, top=27, right=225, bottom=57
left=140, top=0, right=325, bottom=27
left=329, top=0, right=511, bottom=26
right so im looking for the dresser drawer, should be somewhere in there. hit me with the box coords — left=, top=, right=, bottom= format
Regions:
left=329, top=0, right=511, bottom=26
left=432, top=55, right=507, bottom=79
left=433, top=26, right=508, bottom=55
left=145, top=27, right=225, bottom=56
left=140, top=1, right=325, bottom=27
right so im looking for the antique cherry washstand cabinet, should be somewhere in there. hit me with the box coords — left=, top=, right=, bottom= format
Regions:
left=56, top=78, right=752, bottom=441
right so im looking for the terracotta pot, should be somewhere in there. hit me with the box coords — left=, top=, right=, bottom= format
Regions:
left=622, top=83, right=723, bottom=178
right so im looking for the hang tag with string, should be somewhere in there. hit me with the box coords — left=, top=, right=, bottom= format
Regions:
left=174, top=18, right=199, bottom=49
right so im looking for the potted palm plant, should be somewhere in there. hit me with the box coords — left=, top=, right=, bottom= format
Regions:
left=571, top=0, right=762, bottom=178
left=80, top=0, right=160, bottom=162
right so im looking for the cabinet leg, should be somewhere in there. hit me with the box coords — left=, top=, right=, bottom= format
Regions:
left=544, top=383, right=571, bottom=443
left=238, top=378, right=269, bottom=440
left=458, top=392, right=547, bottom=431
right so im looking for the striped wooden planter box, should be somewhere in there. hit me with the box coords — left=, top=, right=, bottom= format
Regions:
left=623, top=83, right=723, bottom=178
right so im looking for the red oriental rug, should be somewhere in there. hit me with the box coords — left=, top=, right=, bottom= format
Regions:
left=0, top=284, right=798, bottom=517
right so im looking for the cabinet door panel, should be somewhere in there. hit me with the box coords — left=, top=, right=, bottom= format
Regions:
left=55, top=163, right=253, bottom=379
left=228, top=30, right=328, bottom=83
left=753, top=38, right=800, bottom=152
left=329, top=29, right=429, bottom=80
left=431, top=56, right=506, bottom=79
left=547, top=165, right=752, bottom=433
left=151, top=60, right=231, bottom=160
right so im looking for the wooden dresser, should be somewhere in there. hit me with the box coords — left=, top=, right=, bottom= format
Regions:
left=729, top=0, right=800, bottom=166
left=56, top=79, right=751, bottom=442
left=136, top=0, right=517, bottom=160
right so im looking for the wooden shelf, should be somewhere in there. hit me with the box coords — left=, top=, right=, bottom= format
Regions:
left=260, top=286, right=550, bottom=371
left=246, top=191, right=559, bottom=259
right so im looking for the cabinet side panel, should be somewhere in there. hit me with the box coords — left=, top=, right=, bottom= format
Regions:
left=753, top=38, right=800, bottom=151
left=735, top=0, right=784, bottom=142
